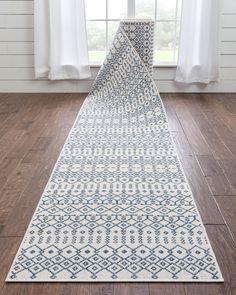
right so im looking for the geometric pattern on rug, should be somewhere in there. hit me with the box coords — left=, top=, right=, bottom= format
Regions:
left=7, top=20, right=223, bottom=282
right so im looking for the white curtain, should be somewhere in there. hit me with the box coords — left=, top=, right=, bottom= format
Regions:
left=34, top=0, right=91, bottom=80
left=175, top=0, right=220, bottom=84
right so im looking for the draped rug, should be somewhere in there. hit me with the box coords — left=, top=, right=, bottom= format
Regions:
left=7, top=20, right=223, bottom=282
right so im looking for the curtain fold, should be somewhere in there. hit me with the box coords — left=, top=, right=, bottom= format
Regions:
left=175, top=0, right=220, bottom=84
left=34, top=0, right=91, bottom=80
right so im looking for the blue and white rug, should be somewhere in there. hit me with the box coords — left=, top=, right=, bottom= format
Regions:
left=7, top=20, right=223, bottom=282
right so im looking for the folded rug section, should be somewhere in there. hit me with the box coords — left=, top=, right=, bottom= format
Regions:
left=7, top=20, right=223, bottom=282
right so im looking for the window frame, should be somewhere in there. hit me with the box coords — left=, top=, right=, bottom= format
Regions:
left=86, top=0, right=181, bottom=67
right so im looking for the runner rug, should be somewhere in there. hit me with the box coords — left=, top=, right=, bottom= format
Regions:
left=7, top=20, right=223, bottom=282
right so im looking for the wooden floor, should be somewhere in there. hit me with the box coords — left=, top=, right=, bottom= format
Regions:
left=0, top=93, right=236, bottom=295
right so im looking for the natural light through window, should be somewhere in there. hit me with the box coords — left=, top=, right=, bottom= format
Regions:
left=85, top=0, right=182, bottom=66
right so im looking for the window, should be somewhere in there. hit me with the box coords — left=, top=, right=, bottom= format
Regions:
left=85, top=0, right=182, bottom=66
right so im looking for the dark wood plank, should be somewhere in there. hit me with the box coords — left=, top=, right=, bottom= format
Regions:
left=215, top=196, right=236, bottom=244
left=0, top=157, right=19, bottom=188
left=0, top=163, right=37, bottom=234
left=204, top=225, right=236, bottom=295
left=183, top=94, right=236, bottom=160
left=218, top=93, right=236, bottom=115
left=0, top=129, right=25, bottom=161
left=149, top=283, right=185, bottom=295
left=211, top=123, right=236, bottom=159
left=0, top=237, right=19, bottom=283
left=0, top=96, right=32, bottom=138
left=1, top=128, right=73, bottom=237
left=41, top=283, right=91, bottom=295
left=218, top=160, right=236, bottom=192
left=197, top=155, right=235, bottom=196
left=173, top=100, right=212, bottom=156
left=90, top=283, right=113, bottom=295
left=0, top=94, right=27, bottom=115
left=21, top=136, right=53, bottom=164
left=113, top=283, right=149, bottom=295
left=194, top=93, right=236, bottom=132
left=193, top=94, right=236, bottom=159
left=0, top=112, right=11, bottom=127
left=191, top=113, right=234, bottom=160
left=14, top=103, right=44, bottom=131
left=182, top=94, right=234, bottom=160
left=171, top=130, right=194, bottom=159
left=180, top=156, right=224, bottom=225
left=211, top=95, right=236, bottom=132
left=185, top=283, right=223, bottom=295
left=6, top=108, right=53, bottom=160
left=1, top=159, right=54, bottom=237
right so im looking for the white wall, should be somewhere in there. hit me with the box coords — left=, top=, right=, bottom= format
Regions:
left=0, top=0, right=236, bottom=92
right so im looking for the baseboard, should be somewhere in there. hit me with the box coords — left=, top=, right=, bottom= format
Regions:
left=0, top=79, right=236, bottom=93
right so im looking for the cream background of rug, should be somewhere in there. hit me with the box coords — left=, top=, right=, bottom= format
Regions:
left=0, top=0, right=236, bottom=92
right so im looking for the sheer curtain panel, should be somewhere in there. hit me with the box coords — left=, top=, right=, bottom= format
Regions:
left=175, top=0, right=220, bottom=84
left=34, top=0, right=91, bottom=80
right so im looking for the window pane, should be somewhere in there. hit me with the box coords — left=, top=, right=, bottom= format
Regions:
left=86, top=0, right=106, bottom=19
left=108, top=0, right=127, bottom=19
left=87, top=21, right=106, bottom=64
left=177, top=0, right=182, bottom=19
left=156, top=0, right=176, bottom=20
left=108, top=21, right=120, bottom=48
left=85, top=0, right=181, bottom=65
left=135, top=0, right=155, bottom=19
left=154, top=21, right=175, bottom=64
